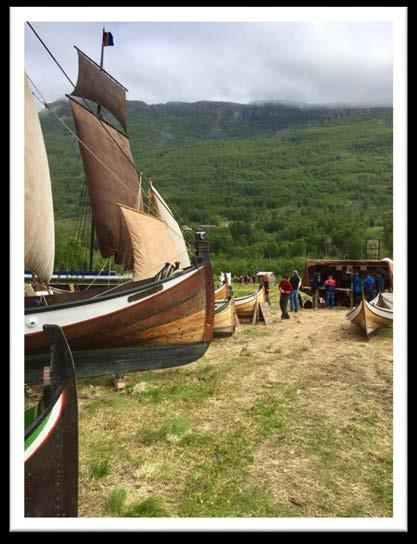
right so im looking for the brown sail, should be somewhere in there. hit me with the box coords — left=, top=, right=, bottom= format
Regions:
left=25, top=74, right=55, bottom=283
left=70, top=98, right=141, bottom=266
left=71, top=48, right=128, bottom=132
left=119, top=204, right=179, bottom=281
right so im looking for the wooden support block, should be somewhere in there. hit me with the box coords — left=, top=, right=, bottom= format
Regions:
left=234, top=309, right=240, bottom=329
left=259, top=302, right=273, bottom=325
left=251, top=301, right=259, bottom=325
left=114, top=374, right=126, bottom=391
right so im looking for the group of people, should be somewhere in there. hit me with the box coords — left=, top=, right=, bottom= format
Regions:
left=277, top=270, right=303, bottom=319
left=309, top=270, right=387, bottom=310
left=235, top=274, right=257, bottom=285
left=309, top=272, right=337, bottom=310
left=351, top=271, right=386, bottom=305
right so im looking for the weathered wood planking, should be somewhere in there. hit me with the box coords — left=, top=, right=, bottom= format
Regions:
left=259, top=302, right=273, bottom=325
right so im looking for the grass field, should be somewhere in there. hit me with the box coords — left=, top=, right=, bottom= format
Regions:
left=59, top=282, right=392, bottom=518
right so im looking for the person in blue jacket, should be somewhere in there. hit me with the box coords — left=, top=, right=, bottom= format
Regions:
left=351, top=271, right=363, bottom=307
left=363, top=272, right=376, bottom=301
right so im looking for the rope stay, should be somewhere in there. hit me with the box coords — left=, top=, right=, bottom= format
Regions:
left=26, top=25, right=198, bottom=273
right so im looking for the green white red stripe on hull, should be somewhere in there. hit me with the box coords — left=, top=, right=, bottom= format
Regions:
left=24, top=392, right=64, bottom=462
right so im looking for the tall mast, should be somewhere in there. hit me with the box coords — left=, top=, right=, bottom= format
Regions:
left=89, top=24, right=106, bottom=271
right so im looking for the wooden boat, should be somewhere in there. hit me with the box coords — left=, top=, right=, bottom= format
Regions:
left=214, top=283, right=228, bottom=301
left=214, top=297, right=238, bottom=337
left=24, top=30, right=214, bottom=383
left=235, top=287, right=265, bottom=322
left=346, top=295, right=393, bottom=337
left=25, top=325, right=78, bottom=517
left=372, top=292, right=393, bottom=309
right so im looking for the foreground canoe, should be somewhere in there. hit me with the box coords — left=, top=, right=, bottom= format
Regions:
left=25, top=325, right=78, bottom=517
left=235, top=288, right=265, bottom=321
left=214, top=297, right=238, bottom=337
left=346, top=297, right=393, bottom=337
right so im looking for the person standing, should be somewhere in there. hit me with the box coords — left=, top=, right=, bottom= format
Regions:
left=311, top=272, right=321, bottom=309
left=323, top=275, right=337, bottom=309
left=289, top=270, right=301, bottom=312
left=375, top=273, right=385, bottom=293
left=363, top=272, right=376, bottom=301
left=263, top=274, right=271, bottom=303
left=278, top=274, right=292, bottom=319
left=351, top=271, right=363, bottom=307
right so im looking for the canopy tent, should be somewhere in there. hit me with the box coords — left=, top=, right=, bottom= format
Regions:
left=301, top=259, right=393, bottom=306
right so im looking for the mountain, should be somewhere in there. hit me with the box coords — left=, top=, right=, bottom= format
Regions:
left=39, top=100, right=393, bottom=273
left=40, top=98, right=392, bottom=151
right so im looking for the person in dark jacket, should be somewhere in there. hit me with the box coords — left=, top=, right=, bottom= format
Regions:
left=311, top=272, right=321, bottom=309
left=375, top=273, right=385, bottom=293
left=278, top=274, right=292, bottom=319
left=289, top=270, right=301, bottom=312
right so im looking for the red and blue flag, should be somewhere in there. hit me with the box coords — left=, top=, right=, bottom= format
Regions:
left=102, top=31, right=114, bottom=47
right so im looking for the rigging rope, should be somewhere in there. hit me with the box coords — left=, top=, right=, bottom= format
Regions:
left=26, top=23, right=189, bottom=234
left=26, top=28, right=200, bottom=270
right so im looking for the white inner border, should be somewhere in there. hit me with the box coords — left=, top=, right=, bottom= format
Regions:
left=10, top=6, right=407, bottom=532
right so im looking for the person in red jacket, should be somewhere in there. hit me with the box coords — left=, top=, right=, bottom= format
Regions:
left=323, top=275, right=337, bottom=309
left=278, top=274, right=292, bottom=319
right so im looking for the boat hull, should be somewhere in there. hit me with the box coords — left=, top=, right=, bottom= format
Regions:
left=235, top=288, right=264, bottom=321
left=25, top=341, right=210, bottom=384
left=25, top=325, right=78, bottom=517
left=346, top=297, right=393, bottom=337
left=25, top=264, right=214, bottom=383
left=214, top=298, right=237, bottom=338
left=214, top=283, right=228, bottom=300
left=374, top=292, right=393, bottom=309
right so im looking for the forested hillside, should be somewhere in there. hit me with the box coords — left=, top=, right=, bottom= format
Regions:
left=39, top=100, right=393, bottom=275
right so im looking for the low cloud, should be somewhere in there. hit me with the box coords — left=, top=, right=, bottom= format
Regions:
left=25, top=21, right=393, bottom=107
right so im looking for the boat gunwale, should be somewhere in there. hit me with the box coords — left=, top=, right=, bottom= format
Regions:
left=215, top=298, right=232, bottom=314
left=25, top=265, right=199, bottom=316
left=24, top=384, right=64, bottom=440
left=235, top=289, right=262, bottom=305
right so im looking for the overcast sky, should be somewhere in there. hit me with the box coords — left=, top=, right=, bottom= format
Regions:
left=24, top=21, right=393, bottom=108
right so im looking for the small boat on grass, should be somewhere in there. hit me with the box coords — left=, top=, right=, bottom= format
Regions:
left=371, top=292, right=393, bottom=309
left=25, top=325, right=78, bottom=517
left=214, top=297, right=238, bottom=337
left=235, top=287, right=265, bottom=322
left=346, top=295, right=393, bottom=337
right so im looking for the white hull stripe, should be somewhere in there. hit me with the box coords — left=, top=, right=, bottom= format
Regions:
left=24, top=393, right=64, bottom=462
left=25, top=268, right=199, bottom=334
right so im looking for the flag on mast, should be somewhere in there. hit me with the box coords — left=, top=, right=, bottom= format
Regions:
left=102, top=31, right=114, bottom=47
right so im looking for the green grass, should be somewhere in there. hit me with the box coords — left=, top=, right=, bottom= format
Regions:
left=106, top=488, right=168, bottom=517
left=124, top=496, right=168, bottom=517
left=106, top=487, right=127, bottom=516
left=88, top=455, right=111, bottom=479
left=77, top=308, right=393, bottom=518
left=136, top=417, right=191, bottom=445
